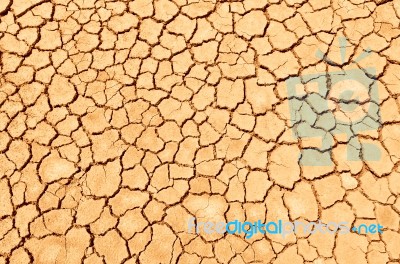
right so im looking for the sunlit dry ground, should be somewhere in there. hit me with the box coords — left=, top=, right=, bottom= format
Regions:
left=1, top=0, right=400, bottom=263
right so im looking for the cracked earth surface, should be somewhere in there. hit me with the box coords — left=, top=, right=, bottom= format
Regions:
left=1, top=0, right=400, bottom=263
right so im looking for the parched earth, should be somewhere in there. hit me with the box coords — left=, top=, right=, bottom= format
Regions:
left=1, top=0, right=400, bottom=263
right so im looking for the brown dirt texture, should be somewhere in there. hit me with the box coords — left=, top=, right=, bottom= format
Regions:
left=0, top=0, right=400, bottom=263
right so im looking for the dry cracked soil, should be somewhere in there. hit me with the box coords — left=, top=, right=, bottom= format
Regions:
left=0, top=0, right=400, bottom=263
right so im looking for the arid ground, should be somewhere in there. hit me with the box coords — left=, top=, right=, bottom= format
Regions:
left=0, top=0, right=400, bottom=263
